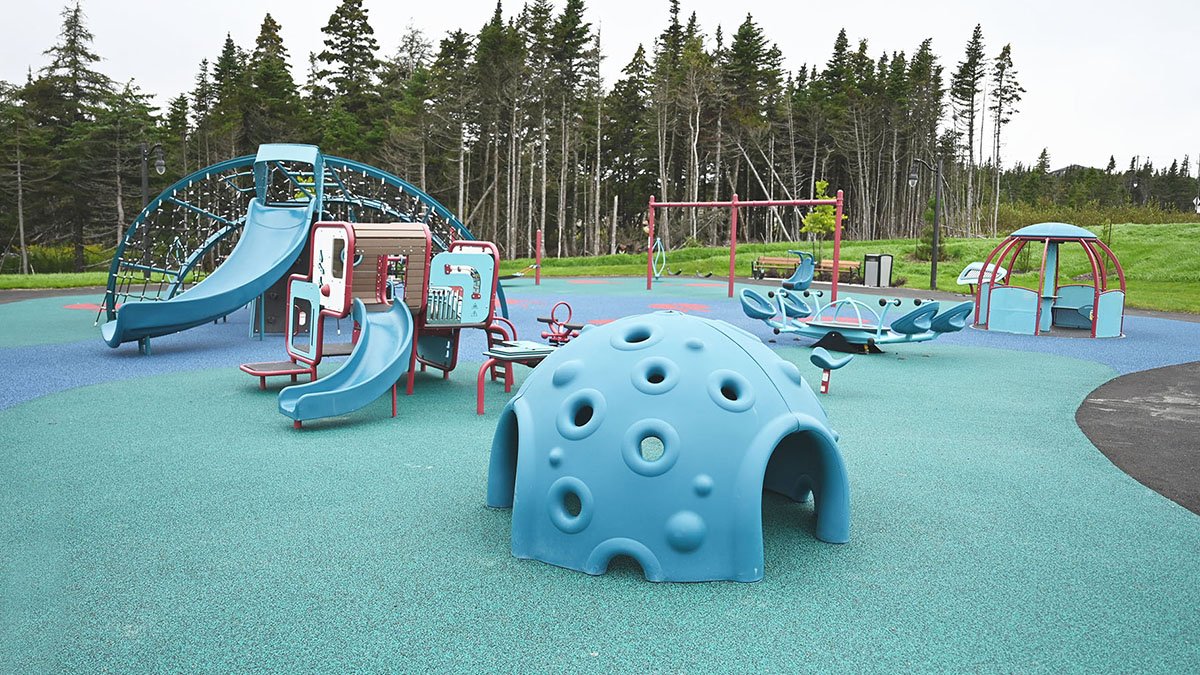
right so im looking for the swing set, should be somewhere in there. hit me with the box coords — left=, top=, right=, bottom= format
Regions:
left=646, top=191, right=846, bottom=299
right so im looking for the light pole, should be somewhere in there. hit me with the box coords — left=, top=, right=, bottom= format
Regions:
left=908, top=158, right=943, bottom=291
left=140, top=142, right=166, bottom=209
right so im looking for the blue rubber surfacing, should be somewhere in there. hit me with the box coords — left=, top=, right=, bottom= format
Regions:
left=0, top=279, right=1199, bottom=670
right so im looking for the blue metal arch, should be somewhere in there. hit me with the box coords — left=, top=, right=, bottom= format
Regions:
left=104, top=152, right=475, bottom=319
left=324, top=155, right=472, bottom=242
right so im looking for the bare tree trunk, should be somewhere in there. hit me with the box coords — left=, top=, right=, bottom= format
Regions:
left=457, top=123, right=465, bottom=218
left=557, top=102, right=568, bottom=257
left=491, top=132, right=500, bottom=245
left=539, top=105, right=547, bottom=257
left=609, top=193, right=618, bottom=254
left=594, top=95, right=602, bottom=256
left=526, top=143, right=535, bottom=256
left=16, top=131, right=29, bottom=274
left=712, top=108, right=723, bottom=246
left=115, top=148, right=125, bottom=251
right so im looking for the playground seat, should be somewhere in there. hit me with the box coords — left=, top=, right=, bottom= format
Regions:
left=809, top=347, right=854, bottom=371
left=888, top=302, right=940, bottom=336
left=739, top=288, right=777, bottom=320
left=781, top=251, right=815, bottom=291
left=929, top=301, right=973, bottom=333
left=780, top=292, right=812, bottom=319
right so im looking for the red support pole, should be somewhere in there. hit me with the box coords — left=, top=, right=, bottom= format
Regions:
left=832, top=190, right=844, bottom=302
left=646, top=196, right=656, bottom=291
left=728, top=194, right=739, bottom=299
left=535, top=228, right=542, bottom=285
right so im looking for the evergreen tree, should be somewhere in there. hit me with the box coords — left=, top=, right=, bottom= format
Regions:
left=949, top=24, right=986, bottom=228
left=987, top=43, right=1022, bottom=235
left=165, top=93, right=190, bottom=174
left=211, top=34, right=246, bottom=155
left=318, top=0, right=380, bottom=115
left=190, top=59, right=213, bottom=164
left=39, top=1, right=115, bottom=270
left=242, top=14, right=305, bottom=148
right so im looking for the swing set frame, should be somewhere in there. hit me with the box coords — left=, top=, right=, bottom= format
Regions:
left=646, top=191, right=846, bottom=299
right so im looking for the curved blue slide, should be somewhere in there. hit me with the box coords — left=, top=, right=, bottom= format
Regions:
left=277, top=298, right=414, bottom=426
left=101, top=198, right=315, bottom=348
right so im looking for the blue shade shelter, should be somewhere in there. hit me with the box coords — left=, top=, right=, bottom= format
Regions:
left=973, top=223, right=1127, bottom=338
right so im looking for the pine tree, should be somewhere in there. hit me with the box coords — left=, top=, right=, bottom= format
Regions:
left=40, top=1, right=115, bottom=270
left=190, top=59, right=213, bottom=164
left=987, top=43, right=1023, bottom=235
left=549, top=0, right=591, bottom=255
left=243, top=14, right=305, bottom=148
left=211, top=34, right=246, bottom=155
left=165, top=94, right=190, bottom=174
left=604, top=45, right=653, bottom=249
left=950, top=24, right=985, bottom=230
left=318, top=0, right=380, bottom=115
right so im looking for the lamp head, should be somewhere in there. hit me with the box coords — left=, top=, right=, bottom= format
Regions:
left=153, top=145, right=166, bottom=176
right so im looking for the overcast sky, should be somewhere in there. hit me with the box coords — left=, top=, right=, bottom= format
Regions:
left=3, top=0, right=1197, bottom=174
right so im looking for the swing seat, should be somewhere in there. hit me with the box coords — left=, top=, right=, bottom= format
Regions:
left=781, top=251, right=815, bottom=291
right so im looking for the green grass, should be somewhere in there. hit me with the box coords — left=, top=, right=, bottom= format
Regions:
left=4, top=223, right=1196, bottom=313
left=500, top=222, right=1200, bottom=314
left=0, top=271, right=108, bottom=290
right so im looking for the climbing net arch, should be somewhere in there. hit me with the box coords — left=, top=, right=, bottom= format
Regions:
left=102, top=154, right=473, bottom=319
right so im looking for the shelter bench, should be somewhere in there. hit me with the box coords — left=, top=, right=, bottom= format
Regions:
left=751, top=256, right=800, bottom=279
left=816, top=259, right=861, bottom=282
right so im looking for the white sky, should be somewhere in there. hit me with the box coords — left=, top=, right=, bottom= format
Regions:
left=3, top=0, right=1198, bottom=173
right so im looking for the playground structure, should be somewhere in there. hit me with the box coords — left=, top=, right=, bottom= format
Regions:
left=741, top=288, right=973, bottom=353
left=646, top=192, right=844, bottom=299
left=538, top=301, right=584, bottom=346
left=650, top=236, right=681, bottom=280
left=239, top=222, right=357, bottom=389
left=266, top=223, right=503, bottom=427
left=99, top=143, right=474, bottom=351
left=487, top=311, right=849, bottom=582
left=973, top=222, right=1126, bottom=338
left=809, top=347, right=854, bottom=394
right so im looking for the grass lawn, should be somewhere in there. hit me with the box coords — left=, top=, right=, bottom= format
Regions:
left=500, top=222, right=1200, bottom=314
left=0, top=271, right=108, bottom=290
left=2, top=223, right=1196, bottom=313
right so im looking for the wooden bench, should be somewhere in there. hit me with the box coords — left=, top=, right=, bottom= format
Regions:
left=751, top=256, right=800, bottom=280
left=815, top=259, right=861, bottom=282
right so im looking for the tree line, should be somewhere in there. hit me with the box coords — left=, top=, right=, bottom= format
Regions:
left=1, top=0, right=1197, bottom=274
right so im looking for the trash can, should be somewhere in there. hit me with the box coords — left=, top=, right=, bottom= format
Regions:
left=863, top=254, right=893, bottom=288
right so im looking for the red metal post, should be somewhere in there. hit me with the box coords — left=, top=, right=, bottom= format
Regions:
left=1033, top=238, right=1050, bottom=335
left=1080, top=240, right=1104, bottom=338
left=831, top=190, right=845, bottom=301
left=728, top=194, right=739, bottom=298
left=535, top=228, right=542, bottom=285
left=646, top=196, right=656, bottom=291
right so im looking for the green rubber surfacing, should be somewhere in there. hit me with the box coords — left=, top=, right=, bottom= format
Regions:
left=2, top=342, right=1198, bottom=671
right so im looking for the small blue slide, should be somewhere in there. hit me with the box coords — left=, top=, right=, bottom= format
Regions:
left=101, top=198, right=315, bottom=349
left=277, top=298, right=414, bottom=427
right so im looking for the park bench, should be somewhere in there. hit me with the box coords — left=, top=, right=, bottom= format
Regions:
left=751, top=256, right=800, bottom=279
left=816, top=259, right=861, bottom=283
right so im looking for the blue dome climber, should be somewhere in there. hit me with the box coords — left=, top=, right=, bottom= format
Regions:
left=486, top=311, right=850, bottom=583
